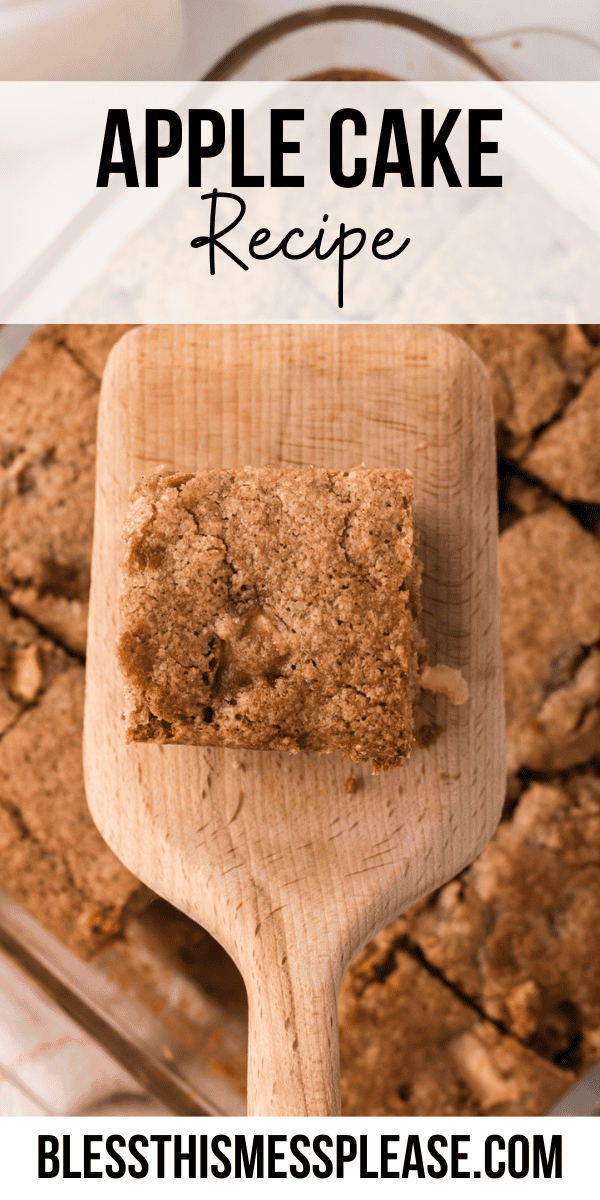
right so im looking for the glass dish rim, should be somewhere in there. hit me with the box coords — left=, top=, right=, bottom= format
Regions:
left=201, top=2, right=505, bottom=83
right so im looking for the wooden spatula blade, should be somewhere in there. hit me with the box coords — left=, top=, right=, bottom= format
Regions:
left=84, top=324, right=504, bottom=1115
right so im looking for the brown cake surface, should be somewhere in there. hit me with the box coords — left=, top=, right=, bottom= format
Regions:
left=523, top=362, right=600, bottom=501
left=0, top=325, right=139, bottom=956
left=443, top=324, right=600, bottom=490
left=403, top=771, right=600, bottom=1073
left=0, top=323, right=136, bottom=655
left=118, top=466, right=422, bottom=772
left=339, top=933, right=571, bottom=1116
left=0, top=601, right=138, bottom=957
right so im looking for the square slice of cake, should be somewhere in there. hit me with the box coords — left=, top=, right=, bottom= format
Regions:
left=118, top=466, right=424, bottom=771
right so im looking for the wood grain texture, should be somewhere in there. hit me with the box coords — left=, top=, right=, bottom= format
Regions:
left=84, top=324, right=505, bottom=1116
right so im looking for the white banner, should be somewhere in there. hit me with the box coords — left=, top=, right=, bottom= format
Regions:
left=0, top=1116, right=588, bottom=1196
left=1, top=81, right=600, bottom=321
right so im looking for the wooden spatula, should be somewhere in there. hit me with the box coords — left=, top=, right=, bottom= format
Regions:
left=84, top=324, right=504, bottom=1117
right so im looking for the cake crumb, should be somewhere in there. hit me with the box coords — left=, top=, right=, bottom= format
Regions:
left=420, top=665, right=469, bottom=705
left=414, top=722, right=443, bottom=749
left=9, top=643, right=43, bottom=704
left=344, top=776, right=359, bottom=795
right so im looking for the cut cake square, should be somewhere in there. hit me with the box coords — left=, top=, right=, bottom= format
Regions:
left=118, top=465, right=424, bottom=772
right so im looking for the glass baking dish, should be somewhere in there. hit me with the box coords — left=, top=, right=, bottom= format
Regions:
left=201, top=3, right=600, bottom=83
left=1, top=320, right=600, bottom=1120
left=0, top=883, right=246, bottom=1116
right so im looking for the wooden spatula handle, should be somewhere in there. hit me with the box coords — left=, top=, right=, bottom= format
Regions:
left=246, top=962, right=340, bottom=1116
